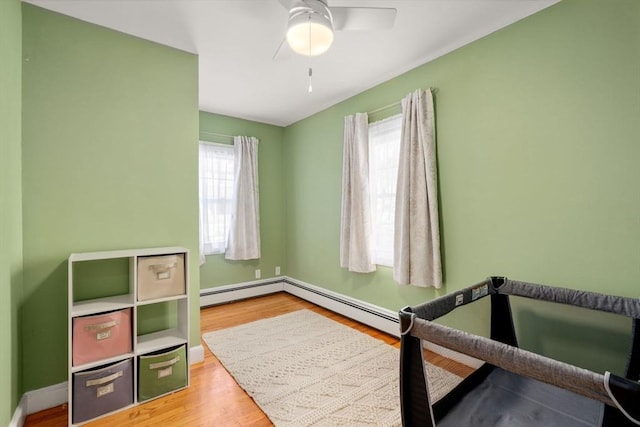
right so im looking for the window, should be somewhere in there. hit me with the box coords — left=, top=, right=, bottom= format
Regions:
left=199, top=142, right=235, bottom=255
left=368, top=114, right=402, bottom=267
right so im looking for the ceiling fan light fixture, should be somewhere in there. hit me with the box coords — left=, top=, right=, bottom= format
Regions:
left=286, top=5, right=334, bottom=56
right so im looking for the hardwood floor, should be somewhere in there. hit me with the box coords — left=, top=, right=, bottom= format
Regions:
left=24, top=292, right=474, bottom=426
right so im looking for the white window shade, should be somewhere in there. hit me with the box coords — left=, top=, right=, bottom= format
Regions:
left=199, top=142, right=235, bottom=259
left=368, top=114, right=402, bottom=267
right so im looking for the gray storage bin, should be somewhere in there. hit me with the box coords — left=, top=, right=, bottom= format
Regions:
left=72, top=358, right=133, bottom=424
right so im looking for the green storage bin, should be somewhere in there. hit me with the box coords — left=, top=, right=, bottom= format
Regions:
left=138, top=344, right=187, bottom=402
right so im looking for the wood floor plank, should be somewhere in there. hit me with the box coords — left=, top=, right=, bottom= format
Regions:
left=24, top=292, right=473, bottom=426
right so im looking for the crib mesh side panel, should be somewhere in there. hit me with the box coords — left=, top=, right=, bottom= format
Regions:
left=499, top=278, right=640, bottom=426
left=497, top=279, right=640, bottom=318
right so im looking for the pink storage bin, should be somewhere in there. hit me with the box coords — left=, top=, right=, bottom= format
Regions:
left=72, top=308, right=132, bottom=366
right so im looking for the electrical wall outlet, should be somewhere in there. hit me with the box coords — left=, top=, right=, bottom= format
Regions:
left=255, top=269, right=261, bottom=279
left=275, top=266, right=281, bottom=275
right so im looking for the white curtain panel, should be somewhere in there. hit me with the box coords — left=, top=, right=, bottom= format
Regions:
left=393, top=89, right=442, bottom=288
left=198, top=142, right=235, bottom=264
left=225, top=136, right=261, bottom=260
left=340, top=113, right=376, bottom=273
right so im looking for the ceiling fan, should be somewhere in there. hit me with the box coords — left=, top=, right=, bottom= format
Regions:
left=274, top=0, right=397, bottom=58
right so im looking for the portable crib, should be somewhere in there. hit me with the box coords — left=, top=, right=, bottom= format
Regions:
left=399, top=277, right=640, bottom=426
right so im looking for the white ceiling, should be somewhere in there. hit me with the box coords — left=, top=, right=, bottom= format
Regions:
left=23, top=0, right=559, bottom=127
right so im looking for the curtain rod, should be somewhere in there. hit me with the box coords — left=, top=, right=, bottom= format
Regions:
left=200, top=130, right=234, bottom=139
left=199, top=140, right=232, bottom=148
left=199, top=131, right=260, bottom=144
left=367, top=101, right=400, bottom=115
left=367, top=87, right=438, bottom=115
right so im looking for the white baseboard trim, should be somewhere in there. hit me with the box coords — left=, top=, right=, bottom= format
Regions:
left=8, top=394, right=27, bottom=427
left=190, top=344, right=205, bottom=364
left=283, top=277, right=400, bottom=338
left=24, top=381, right=67, bottom=417
left=200, top=279, right=285, bottom=307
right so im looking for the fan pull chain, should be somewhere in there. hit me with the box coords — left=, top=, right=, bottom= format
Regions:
left=308, top=15, right=313, bottom=93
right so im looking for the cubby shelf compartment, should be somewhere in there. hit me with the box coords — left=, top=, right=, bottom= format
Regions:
left=71, top=353, right=135, bottom=374
left=68, top=246, right=190, bottom=426
left=71, top=294, right=134, bottom=317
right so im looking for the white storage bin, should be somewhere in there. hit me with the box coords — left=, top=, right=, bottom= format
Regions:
left=137, top=254, right=185, bottom=301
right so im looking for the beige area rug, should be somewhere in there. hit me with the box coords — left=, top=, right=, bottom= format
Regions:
left=202, top=309, right=462, bottom=427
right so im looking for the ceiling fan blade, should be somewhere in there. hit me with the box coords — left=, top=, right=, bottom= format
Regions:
left=272, top=36, right=292, bottom=60
left=330, top=7, right=397, bottom=31
left=278, top=0, right=304, bottom=10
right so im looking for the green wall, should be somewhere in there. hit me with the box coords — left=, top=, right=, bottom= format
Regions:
left=10, top=0, right=639, bottom=405
left=0, top=0, right=23, bottom=421
left=283, top=0, right=640, bottom=371
left=199, top=112, right=285, bottom=288
left=22, top=4, right=199, bottom=392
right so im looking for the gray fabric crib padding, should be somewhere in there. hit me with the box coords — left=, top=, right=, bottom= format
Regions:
left=409, top=279, right=493, bottom=322
left=437, top=367, right=604, bottom=427
left=412, top=277, right=640, bottom=322
left=410, top=316, right=614, bottom=405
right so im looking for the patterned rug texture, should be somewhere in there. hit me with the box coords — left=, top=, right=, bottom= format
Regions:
left=202, top=309, right=462, bottom=426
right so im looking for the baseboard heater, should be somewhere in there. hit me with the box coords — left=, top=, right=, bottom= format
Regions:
left=200, top=277, right=400, bottom=337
